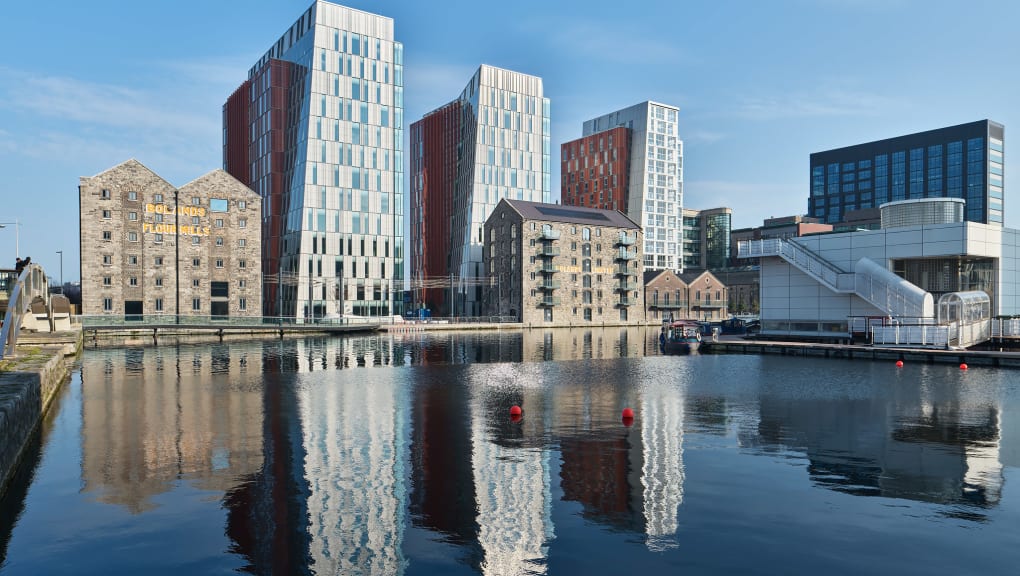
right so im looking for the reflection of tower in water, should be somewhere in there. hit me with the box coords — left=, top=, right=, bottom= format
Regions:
left=298, top=369, right=410, bottom=575
left=470, top=368, right=554, bottom=575
left=640, top=379, right=685, bottom=551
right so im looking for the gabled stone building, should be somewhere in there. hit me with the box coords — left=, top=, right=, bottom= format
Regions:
left=79, top=159, right=262, bottom=319
left=644, top=269, right=729, bottom=322
left=484, top=199, right=643, bottom=327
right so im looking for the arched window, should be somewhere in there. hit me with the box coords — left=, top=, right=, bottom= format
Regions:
left=582, top=227, right=591, bottom=240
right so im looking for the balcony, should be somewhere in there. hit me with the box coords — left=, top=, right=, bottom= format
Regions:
left=617, top=297, right=635, bottom=307
left=535, top=245, right=561, bottom=257
left=537, top=296, right=561, bottom=307
left=615, top=281, right=637, bottom=291
left=614, top=248, right=636, bottom=261
left=538, top=263, right=559, bottom=274
left=650, top=300, right=687, bottom=310
left=540, top=228, right=561, bottom=240
left=614, top=265, right=632, bottom=276
left=615, top=235, right=636, bottom=246
left=538, top=279, right=560, bottom=290
left=690, top=300, right=724, bottom=309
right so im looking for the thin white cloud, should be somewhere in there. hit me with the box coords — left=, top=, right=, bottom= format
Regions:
left=736, top=86, right=902, bottom=121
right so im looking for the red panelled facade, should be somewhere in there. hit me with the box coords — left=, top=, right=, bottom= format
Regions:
left=410, top=101, right=462, bottom=316
left=560, top=126, right=631, bottom=212
left=223, top=59, right=297, bottom=317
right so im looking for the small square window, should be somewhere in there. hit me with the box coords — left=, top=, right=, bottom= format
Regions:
left=193, top=258, right=201, bottom=267
left=102, top=276, right=112, bottom=286
left=238, top=259, right=246, bottom=269
left=103, top=255, right=112, bottom=265
left=215, top=219, right=224, bottom=228
left=238, top=238, right=246, bottom=247
left=100, top=189, right=111, bottom=199
left=155, top=233, right=163, bottom=243
left=192, top=216, right=200, bottom=225
left=128, top=191, right=137, bottom=201
left=192, top=236, right=200, bottom=245
left=215, top=237, right=224, bottom=246
left=102, top=231, right=112, bottom=240
left=129, top=277, right=138, bottom=286
left=154, top=193, right=163, bottom=203
left=192, top=279, right=200, bottom=288
left=128, top=212, right=138, bottom=221
left=155, top=213, right=163, bottom=223
left=216, top=259, right=224, bottom=268
left=238, top=218, right=247, bottom=228
left=128, top=232, right=138, bottom=242
left=102, top=209, right=111, bottom=219
left=239, top=279, right=246, bottom=288
left=155, top=256, right=163, bottom=266
left=155, top=277, right=163, bottom=287
left=192, top=298, right=201, bottom=311
left=238, top=200, right=247, bottom=210
left=192, top=197, right=201, bottom=206
left=103, top=298, right=113, bottom=311
left=128, top=255, right=138, bottom=265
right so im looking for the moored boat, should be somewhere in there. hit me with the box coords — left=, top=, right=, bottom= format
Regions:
left=660, top=320, right=702, bottom=354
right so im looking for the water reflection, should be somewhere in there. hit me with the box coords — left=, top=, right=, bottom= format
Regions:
left=25, top=334, right=1011, bottom=575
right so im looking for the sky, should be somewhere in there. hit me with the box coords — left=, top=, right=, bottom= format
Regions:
left=1, top=0, right=1017, bottom=282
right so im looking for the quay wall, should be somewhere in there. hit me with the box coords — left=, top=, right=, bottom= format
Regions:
left=0, top=338, right=80, bottom=497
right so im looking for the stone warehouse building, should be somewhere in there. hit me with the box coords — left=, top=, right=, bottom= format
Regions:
left=643, top=269, right=729, bottom=322
left=79, top=159, right=262, bottom=319
left=484, top=199, right=643, bottom=326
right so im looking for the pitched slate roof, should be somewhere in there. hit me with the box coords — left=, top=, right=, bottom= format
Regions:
left=501, top=199, right=640, bottom=229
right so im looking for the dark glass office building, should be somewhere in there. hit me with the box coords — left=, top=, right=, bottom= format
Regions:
left=809, top=120, right=1004, bottom=225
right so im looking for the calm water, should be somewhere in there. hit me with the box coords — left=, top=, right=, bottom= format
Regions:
left=1, top=327, right=1019, bottom=575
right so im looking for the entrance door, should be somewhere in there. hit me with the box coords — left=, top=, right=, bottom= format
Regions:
left=210, top=301, right=229, bottom=319
left=124, top=300, right=143, bottom=322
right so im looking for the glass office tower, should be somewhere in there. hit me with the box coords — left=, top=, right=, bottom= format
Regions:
left=582, top=102, right=684, bottom=272
left=411, top=65, right=550, bottom=316
left=224, top=1, right=404, bottom=319
left=809, top=120, right=1004, bottom=226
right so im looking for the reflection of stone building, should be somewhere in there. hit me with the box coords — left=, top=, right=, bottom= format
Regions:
left=520, top=326, right=656, bottom=362
left=80, top=346, right=264, bottom=513
left=298, top=369, right=410, bottom=575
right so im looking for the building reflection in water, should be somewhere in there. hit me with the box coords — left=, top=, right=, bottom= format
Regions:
left=80, top=345, right=265, bottom=514
left=745, top=363, right=1004, bottom=519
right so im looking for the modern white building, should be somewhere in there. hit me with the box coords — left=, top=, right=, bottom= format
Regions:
left=740, top=198, right=1020, bottom=344
left=583, top=102, right=684, bottom=272
left=224, top=1, right=405, bottom=319
left=411, top=65, right=551, bottom=316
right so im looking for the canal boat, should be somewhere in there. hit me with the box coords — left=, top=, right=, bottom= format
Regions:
left=660, top=320, right=702, bottom=354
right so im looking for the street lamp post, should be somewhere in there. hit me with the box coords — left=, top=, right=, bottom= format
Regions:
left=56, top=250, right=63, bottom=294
left=0, top=220, right=19, bottom=259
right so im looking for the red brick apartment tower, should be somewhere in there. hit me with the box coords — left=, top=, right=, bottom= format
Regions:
left=223, top=60, right=298, bottom=317
left=560, top=126, right=631, bottom=211
left=410, top=101, right=462, bottom=316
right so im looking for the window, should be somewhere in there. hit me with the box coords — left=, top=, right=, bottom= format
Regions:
left=128, top=232, right=138, bottom=242
left=101, top=189, right=110, bottom=199
left=215, top=219, right=224, bottom=228
left=210, top=198, right=228, bottom=212
left=238, top=238, right=246, bottom=248
left=128, top=212, right=138, bottom=221
left=238, top=200, right=246, bottom=210
left=238, top=218, right=247, bottom=228
left=102, top=210, right=111, bottom=219
left=239, top=298, right=247, bottom=311
left=128, top=191, right=137, bottom=201
left=155, top=277, right=163, bottom=287
left=192, top=298, right=201, bottom=311
left=102, top=231, right=112, bottom=241
left=192, top=279, right=200, bottom=288
left=155, top=234, right=163, bottom=243
left=129, top=277, right=138, bottom=286
left=192, top=197, right=201, bottom=206
left=216, top=258, right=224, bottom=268
left=155, top=256, right=163, bottom=266
left=102, top=276, right=112, bottom=286
left=239, top=259, right=246, bottom=269
left=102, top=255, right=112, bottom=265
left=103, top=298, right=113, bottom=311
left=128, top=255, right=138, bottom=265
left=214, top=236, right=223, bottom=246
left=238, top=279, right=246, bottom=288
left=154, top=193, right=163, bottom=203
left=193, top=258, right=201, bottom=266
left=155, top=298, right=164, bottom=312
left=211, top=281, right=229, bottom=297
left=192, top=236, right=200, bottom=245
left=191, top=216, right=200, bottom=225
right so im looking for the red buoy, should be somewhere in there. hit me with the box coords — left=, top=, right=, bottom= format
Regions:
left=960, top=363, right=968, bottom=370
left=510, top=405, right=522, bottom=417
left=510, top=413, right=523, bottom=423
left=895, top=360, right=904, bottom=368
left=622, top=416, right=634, bottom=428
left=622, top=407, right=634, bottom=419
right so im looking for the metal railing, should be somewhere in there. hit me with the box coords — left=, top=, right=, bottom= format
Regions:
left=871, top=323, right=951, bottom=348
left=1, top=264, right=50, bottom=359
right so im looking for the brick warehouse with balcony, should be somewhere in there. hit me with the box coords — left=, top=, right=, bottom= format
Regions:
left=484, top=198, right=644, bottom=326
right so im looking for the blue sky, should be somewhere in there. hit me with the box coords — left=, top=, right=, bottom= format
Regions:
left=1, top=0, right=1017, bottom=281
